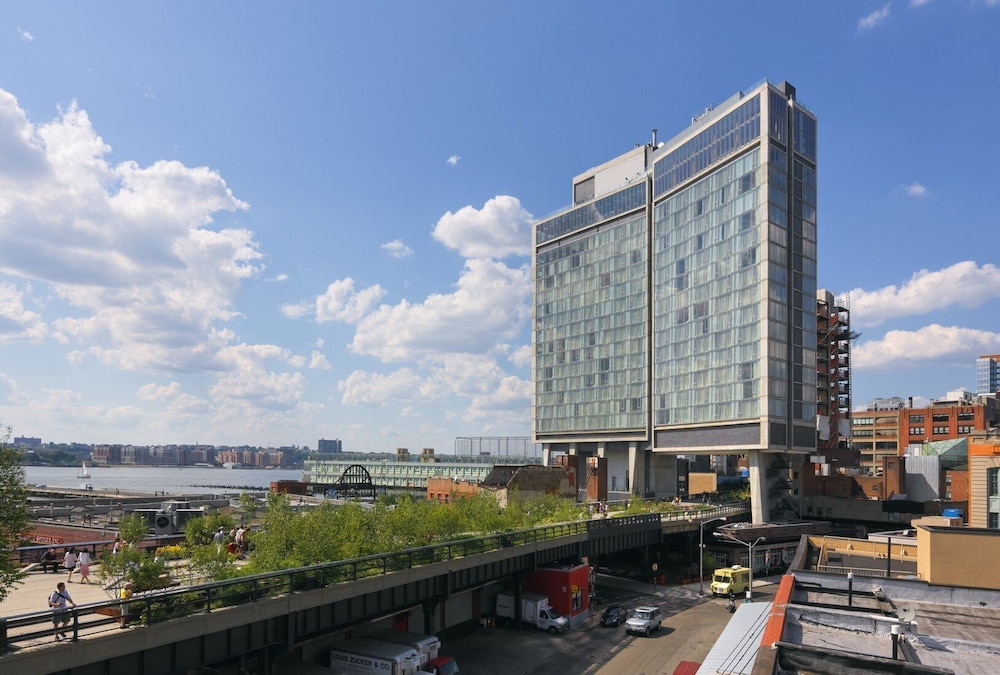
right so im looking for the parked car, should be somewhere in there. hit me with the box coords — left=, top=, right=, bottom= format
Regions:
left=600, top=605, right=628, bottom=627
left=625, top=606, right=662, bottom=636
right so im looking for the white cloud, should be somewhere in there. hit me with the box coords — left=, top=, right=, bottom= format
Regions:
left=0, top=90, right=260, bottom=375
left=337, top=353, right=531, bottom=421
left=17, top=27, right=34, bottom=42
left=508, top=344, right=532, bottom=368
left=309, top=350, right=331, bottom=369
left=0, top=281, right=47, bottom=343
left=854, top=324, right=1000, bottom=371
left=859, top=3, right=891, bottom=30
left=134, top=381, right=211, bottom=415
left=349, top=258, right=530, bottom=362
left=339, top=368, right=426, bottom=405
left=381, top=239, right=413, bottom=259
left=446, top=155, right=460, bottom=167
left=136, top=381, right=182, bottom=402
left=280, top=302, right=310, bottom=319
left=209, top=343, right=307, bottom=411
left=909, top=0, right=932, bottom=6
left=432, top=195, right=533, bottom=259
left=905, top=181, right=928, bottom=197
left=0, top=373, right=24, bottom=403
left=269, top=273, right=289, bottom=282
left=849, top=262, right=1000, bottom=327
left=282, top=278, right=386, bottom=323
left=315, top=278, right=386, bottom=323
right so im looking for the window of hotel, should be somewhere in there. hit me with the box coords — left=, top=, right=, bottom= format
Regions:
left=652, top=147, right=765, bottom=426
left=534, top=212, right=647, bottom=434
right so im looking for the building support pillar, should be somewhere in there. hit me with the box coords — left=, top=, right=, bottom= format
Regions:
left=747, top=450, right=769, bottom=524
left=597, top=442, right=606, bottom=459
left=627, top=442, right=646, bottom=496
left=542, top=443, right=552, bottom=467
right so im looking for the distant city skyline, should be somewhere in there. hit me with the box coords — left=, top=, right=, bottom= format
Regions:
left=1, top=3, right=999, bottom=449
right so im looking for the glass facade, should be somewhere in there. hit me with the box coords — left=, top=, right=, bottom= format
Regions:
left=534, top=212, right=647, bottom=433
left=536, top=183, right=646, bottom=245
left=977, top=356, right=1000, bottom=395
left=652, top=148, right=762, bottom=425
left=653, top=95, right=761, bottom=199
left=533, top=81, right=817, bottom=452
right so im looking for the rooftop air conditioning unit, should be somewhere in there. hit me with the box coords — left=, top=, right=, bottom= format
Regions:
left=153, top=510, right=175, bottom=536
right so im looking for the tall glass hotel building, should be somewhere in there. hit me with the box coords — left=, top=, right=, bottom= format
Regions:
left=532, top=81, right=817, bottom=523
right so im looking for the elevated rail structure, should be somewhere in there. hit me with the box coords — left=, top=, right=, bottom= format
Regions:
left=1, top=503, right=748, bottom=674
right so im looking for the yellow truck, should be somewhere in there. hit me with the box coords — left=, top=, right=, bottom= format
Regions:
left=710, top=565, right=751, bottom=597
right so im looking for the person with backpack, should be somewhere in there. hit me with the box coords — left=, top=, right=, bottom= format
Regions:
left=48, top=582, right=76, bottom=641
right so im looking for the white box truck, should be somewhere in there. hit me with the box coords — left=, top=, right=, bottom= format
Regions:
left=329, top=638, right=427, bottom=675
left=370, top=630, right=459, bottom=675
left=496, top=591, right=568, bottom=634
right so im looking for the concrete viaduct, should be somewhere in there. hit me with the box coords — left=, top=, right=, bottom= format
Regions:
left=3, top=506, right=747, bottom=674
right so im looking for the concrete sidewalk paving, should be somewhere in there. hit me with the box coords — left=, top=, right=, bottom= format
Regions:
left=2, top=567, right=115, bottom=618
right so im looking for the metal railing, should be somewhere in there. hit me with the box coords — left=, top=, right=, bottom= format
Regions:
left=1, top=503, right=748, bottom=651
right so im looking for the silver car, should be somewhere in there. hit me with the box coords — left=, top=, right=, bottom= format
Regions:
left=625, top=605, right=662, bottom=636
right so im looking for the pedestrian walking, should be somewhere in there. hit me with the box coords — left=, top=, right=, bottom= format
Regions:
left=64, top=547, right=78, bottom=583
left=77, top=549, right=92, bottom=583
left=48, top=582, right=76, bottom=641
left=234, top=526, right=246, bottom=556
left=213, top=526, right=227, bottom=553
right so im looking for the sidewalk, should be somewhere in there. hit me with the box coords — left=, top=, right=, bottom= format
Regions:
left=1, top=568, right=114, bottom=618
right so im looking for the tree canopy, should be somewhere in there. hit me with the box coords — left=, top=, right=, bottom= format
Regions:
left=0, top=424, right=30, bottom=603
left=239, top=490, right=590, bottom=575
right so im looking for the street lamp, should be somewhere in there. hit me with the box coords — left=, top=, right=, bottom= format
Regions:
left=715, top=532, right=766, bottom=601
left=692, top=516, right=727, bottom=596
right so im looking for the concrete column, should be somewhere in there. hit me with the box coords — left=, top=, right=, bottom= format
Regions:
left=627, top=442, right=646, bottom=496
left=542, top=443, right=552, bottom=466
left=568, top=443, right=578, bottom=456
left=651, top=454, right=678, bottom=498
left=747, top=450, right=768, bottom=524
left=597, top=442, right=606, bottom=459
left=422, top=599, right=438, bottom=634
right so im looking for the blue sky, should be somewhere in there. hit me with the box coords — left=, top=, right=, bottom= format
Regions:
left=1, top=1, right=998, bottom=451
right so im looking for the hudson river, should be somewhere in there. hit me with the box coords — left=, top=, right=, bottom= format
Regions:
left=22, top=465, right=303, bottom=495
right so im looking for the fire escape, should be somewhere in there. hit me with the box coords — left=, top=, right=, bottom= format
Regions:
left=816, top=293, right=860, bottom=467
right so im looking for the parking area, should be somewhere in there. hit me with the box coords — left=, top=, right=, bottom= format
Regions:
left=443, top=574, right=779, bottom=675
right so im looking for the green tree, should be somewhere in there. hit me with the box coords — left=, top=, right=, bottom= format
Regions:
left=184, top=513, right=235, bottom=547
left=0, top=425, right=30, bottom=604
left=242, top=492, right=298, bottom=572
left=100, top=512, right=168, bottom=594
left=117, top=512, right=150, bottom=545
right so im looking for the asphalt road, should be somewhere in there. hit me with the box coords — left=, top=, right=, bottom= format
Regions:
left=444, top=575, right=778, bottom=675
